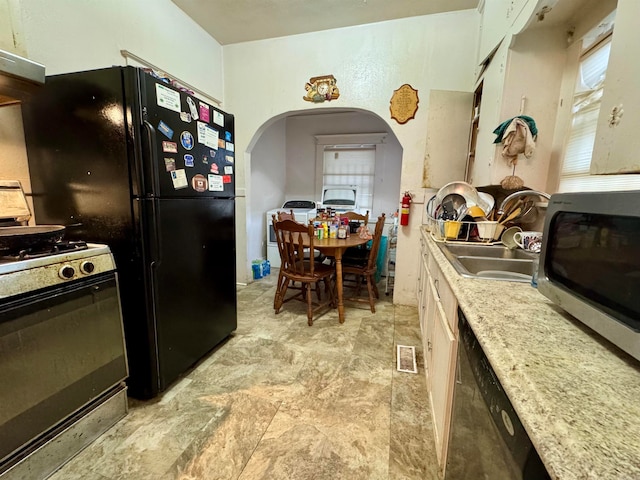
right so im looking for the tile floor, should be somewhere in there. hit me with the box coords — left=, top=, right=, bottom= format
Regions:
left=49, top=273, right=440, bottom=480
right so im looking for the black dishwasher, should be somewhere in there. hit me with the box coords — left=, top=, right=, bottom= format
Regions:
left=446, top=308, right=550, bottom=480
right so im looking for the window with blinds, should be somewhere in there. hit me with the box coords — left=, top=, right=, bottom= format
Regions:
left=558, top=10, right=640, bottom=192
left=323, top=147, right=375, bottom=211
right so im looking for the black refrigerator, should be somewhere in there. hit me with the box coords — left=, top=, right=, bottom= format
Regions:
left=22, top=66, right=237, bottom=399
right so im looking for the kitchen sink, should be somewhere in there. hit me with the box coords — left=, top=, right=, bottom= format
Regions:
left=436, top=243, right=537, bottom=282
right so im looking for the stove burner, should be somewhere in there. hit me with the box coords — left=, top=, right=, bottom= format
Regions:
left=4, top=241, right=89, bottom=261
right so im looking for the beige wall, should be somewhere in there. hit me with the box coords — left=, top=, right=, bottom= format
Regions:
left=223, top=10, right=480, bottom=303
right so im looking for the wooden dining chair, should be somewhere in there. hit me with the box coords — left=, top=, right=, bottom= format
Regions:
left=272, top=219, right=336, bottom=326
left=341, top=210, right=369, bottom=226
left=342, top=210, right=370, bottom=263
left=277, top=209, right=295, bottom=221
left=273, top=211, right=326, bottom=270
left=342, top=213, right=386, bottom=313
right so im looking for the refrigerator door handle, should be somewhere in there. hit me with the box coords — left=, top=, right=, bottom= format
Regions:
left=142, top=120, right=161, bottom=196
left=146, top=199, right=161, bottom=374
left=147, top=199, right=163, bottom=270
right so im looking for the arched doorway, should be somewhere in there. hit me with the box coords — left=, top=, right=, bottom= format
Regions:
left=245, top=107, right=403, bottom=277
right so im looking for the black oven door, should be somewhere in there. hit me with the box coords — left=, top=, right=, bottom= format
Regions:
left=0, top=273, right=128, bottom=464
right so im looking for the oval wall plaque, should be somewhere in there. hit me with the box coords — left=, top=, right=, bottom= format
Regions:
left=390, top=84, right=419, bottom=124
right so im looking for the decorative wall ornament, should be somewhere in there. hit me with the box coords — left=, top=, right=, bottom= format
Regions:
left=390, top=84, right=419, bottom=124
left=303, top=75, right=340, bottom=103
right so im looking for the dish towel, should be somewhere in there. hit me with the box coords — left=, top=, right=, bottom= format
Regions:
left=500, top=117, right=536, bottom=165
left=493, top=115, right=538, bottom=143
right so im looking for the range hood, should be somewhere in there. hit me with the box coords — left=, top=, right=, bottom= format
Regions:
left=0, top=48, right=45, bottom=106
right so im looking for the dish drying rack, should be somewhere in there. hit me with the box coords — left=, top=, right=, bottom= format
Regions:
left=426, top=216, right=500, bottom=244
left=425, top=189, right=550, bottom=244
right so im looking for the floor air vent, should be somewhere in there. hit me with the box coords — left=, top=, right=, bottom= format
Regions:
left=396, top=345, right=417, bottom=373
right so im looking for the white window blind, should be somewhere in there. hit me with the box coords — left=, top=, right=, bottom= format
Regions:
left=323, top=148, right=375, bottom=211
left=558, top=11, right=640, bottom=192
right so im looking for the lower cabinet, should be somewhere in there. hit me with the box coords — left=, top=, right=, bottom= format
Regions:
left=419, top=231, right=459, bottom=474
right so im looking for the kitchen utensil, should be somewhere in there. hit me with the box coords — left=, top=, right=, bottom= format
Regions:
left=467, top=205, right=486, bottom=219
left=517, top=199, right=538, bottom=224
left=426, top=194, right=437, bottom=218
left=499, top=207, right=522, bottom=225
left=442, top=193, right=466, bottom=209
left=497, top=198, right=523, bottom=224
left=498, top=190, right=551, bottom=213
left=456, top=204, right=469, bottom=220
left=441, top=193, right=466, bottom=221
left=0, top=225, right=66, bottom=251
left=458, top=214, right=475, bottom=240
left=478, top=192, right=495, bottom=217
left=435, top=182, right=490, bottom=214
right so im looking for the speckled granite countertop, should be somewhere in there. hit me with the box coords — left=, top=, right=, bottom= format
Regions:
left=422, top=228, right=640, bottom=480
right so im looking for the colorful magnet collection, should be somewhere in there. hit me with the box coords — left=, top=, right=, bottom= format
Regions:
left=156, top=88, right=234, bottom=192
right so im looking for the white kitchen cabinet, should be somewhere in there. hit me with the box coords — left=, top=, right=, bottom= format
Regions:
left=477, top=0, right=509, bottom=66
left=419, top=230, right=458, bottom=470
left=422, top=90, right=473, bottom=189
left=428, top=280, right=457, bottom=468
left=590, top=0, right=640, bottom=174
left=470, top=26, right=566, bottom=188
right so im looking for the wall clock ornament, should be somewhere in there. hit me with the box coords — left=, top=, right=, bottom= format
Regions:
left=390, top=84, right=419, bottom=124
left=303, top=75, right=340, bottom=103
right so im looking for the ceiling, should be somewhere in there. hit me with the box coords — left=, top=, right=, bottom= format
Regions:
left=171, top=0, right=479, bottom=45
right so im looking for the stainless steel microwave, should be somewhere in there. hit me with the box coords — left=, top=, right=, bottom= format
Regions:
left=538, top=191, right=640, bottom=362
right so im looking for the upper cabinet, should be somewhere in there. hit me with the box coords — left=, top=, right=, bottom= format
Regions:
left=590, top=0, right=640, bottom=174
left=470, top=28, right=566, bottom=189
left=477, top=0, right=552, bottom=66
left=470, top=0, right=589, bottom=190
left=477, top=0, right=509, bottom=64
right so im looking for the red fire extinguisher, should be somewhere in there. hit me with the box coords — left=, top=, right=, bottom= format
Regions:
left=400, top=191, right=412, bottom=226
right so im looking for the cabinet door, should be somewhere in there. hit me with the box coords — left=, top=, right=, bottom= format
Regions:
left=477, top=0, right=509, bottom=64
left=429, top=282, right=458, bottom=467
left=423, top=274, right=437, bottom=392
left=590, top=0, right=640, bottom=174
left=419, top=260, right=429, bottom=336
left=422, top=90, right=473, bottom=188
left=417, top=251, right=424, bottom=305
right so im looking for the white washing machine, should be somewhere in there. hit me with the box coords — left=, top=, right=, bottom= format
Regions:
left=266, top=200, right=317, bottom=268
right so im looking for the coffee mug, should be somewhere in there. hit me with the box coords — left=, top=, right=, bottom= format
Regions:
left=501, top=226, right=522, bottom=249
left=514, top=231, right=543, bottom=251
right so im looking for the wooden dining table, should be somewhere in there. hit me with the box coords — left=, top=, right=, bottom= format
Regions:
left=302, top=235, right=369, bottom=323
